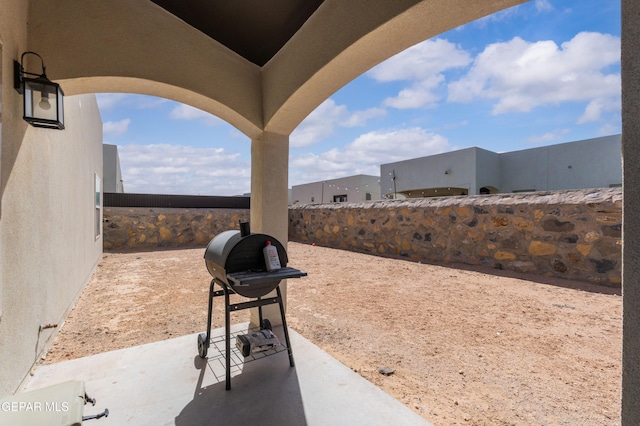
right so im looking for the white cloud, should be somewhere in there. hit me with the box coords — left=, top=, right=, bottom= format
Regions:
left=103, top=118, right=131, bottom=138
left=96, top=93, right=167, bottom=111
left=369, top=38, right=471, bottom=82
left=442, top=119, right=469, bottom=130
left=170, top=104, right=225, bottom=126
left=133, top=96, right=168, bottom=109
left=470, top=0, right=554, bottom=29
left=118, top=144, right=250, bottom=195
left=447, top=32, right=621, bottom=120
left=96, top=93, right=129, bottom=111
left=535, top=0, right=554, bottom=12
left=368, top=38, right=471, bottom=109
left=526, top=128, right=570, bottom=145
left=290, top=100, right=345, bottom=148
left=289, top=128, right=452, bottom=184
left=598, top=122, right=621, bottom=136
left=341, top=107, right=387, bottom=127
left=383, top=76, right=444, bottom=109
left=578, top=97, right=621, bottom=123
left=347, top=128, right=451, bottom=162
left=464, top=5, right=521, bottom=29
left=290, top=99, right=386, bottom=148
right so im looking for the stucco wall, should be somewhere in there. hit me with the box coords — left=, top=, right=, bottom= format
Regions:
left=475, top=148, right=501, bottom=192
left=289, top=188, right=622, bottom=287
left=103, top=144, right=124, bottom=193
left=291, top=175, right=381, bottom=205
left=0, top=92, right=104, bottom=395
left=381, top=148, right=478, bottom=197
left=500, top=135, right=622, bottom=193
left=381, top=135, right=622, bottom=197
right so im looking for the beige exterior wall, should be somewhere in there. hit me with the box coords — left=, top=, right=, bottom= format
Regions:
left=27, top=0, right=264, bottom=138
left=0, top=3, right=104, bottom=393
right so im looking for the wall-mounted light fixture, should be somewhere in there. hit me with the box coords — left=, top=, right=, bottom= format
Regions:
left=14, top=51, right=64, bottom=130
left=444, top=169, right=451, bottom=175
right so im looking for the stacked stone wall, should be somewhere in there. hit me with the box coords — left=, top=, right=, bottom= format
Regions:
left=102, top=189, right=622, bottom=286
left=288, top=188, right=622, bottom=287
left=103, top=207, right=249, bottom=250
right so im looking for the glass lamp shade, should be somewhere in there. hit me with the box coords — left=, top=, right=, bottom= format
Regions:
left=23, top=76, right=64, bottom=130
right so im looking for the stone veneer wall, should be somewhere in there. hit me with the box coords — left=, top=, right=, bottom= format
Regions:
left=288, top=188, right=622, bottom=287
left=102, top=189, right=622, bottom=286
left=103, top=207, right=250, bottom=250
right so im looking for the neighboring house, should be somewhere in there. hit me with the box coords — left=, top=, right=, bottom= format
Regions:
left=380, top=135, right=622, bottom=198
left=291, top=174, right=381, bottom=204
left=103, top=144, right=125, bottom=193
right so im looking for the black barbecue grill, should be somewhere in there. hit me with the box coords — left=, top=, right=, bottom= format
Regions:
left=204, top=228, right=304, bottom=298
left=198, top=222, right=307, bottom=390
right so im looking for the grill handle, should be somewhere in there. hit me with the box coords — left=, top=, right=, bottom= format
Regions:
left=240, top=221, right=250, bottom=237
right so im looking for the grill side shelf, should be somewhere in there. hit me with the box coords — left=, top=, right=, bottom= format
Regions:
left=226, top=267, right=307, bottom=286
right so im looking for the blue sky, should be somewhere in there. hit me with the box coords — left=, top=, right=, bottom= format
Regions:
left=98, top=0, right=621, bottom=196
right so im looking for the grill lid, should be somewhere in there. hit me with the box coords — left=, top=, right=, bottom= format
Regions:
left=204, top=229, right=296, bottom=298
left=203, top=230, right=243, bottom=269
left=204, top=231, right=289, bottom=273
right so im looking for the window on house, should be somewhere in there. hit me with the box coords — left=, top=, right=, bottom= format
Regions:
left=366, top=192, right=372, bottom=200
left=333, top=194, right=347, bottom=202
left=95, top=174, right=101, bottom=239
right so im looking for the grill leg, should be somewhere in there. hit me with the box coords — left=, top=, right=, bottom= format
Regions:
left=205, top=279, right=216, bottom=346
left=276, top=285, right=295, bottom=368
left=198, top=279, right=216, bottom=358
left=224, top=285, right=232, bottom=390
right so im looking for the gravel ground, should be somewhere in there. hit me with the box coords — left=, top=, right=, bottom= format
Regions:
left=44, top=243, right=622, bottom=425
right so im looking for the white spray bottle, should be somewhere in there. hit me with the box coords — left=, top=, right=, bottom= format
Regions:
left=263, top=241, right=281, bottom=271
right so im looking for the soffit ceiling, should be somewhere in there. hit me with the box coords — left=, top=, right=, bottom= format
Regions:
left=149, top=0, right=325, bottom=67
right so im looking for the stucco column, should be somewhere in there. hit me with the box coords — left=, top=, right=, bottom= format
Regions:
left=622, top=0, right=640, bottom=424
left=249, top=131, right=290, bottom=326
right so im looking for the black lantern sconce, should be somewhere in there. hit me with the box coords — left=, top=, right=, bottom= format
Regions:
left=13, top=51, right=64, bottom=130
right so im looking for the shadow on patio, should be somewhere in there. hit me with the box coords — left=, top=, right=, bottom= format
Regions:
left=24, top=322, right=431, bottom=425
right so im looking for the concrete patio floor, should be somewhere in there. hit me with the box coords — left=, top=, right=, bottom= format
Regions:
left=23, top=323, right=432, bottom=425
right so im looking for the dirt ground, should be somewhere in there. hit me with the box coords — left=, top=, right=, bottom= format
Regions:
left=43, top=243, right=621, bottom=425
